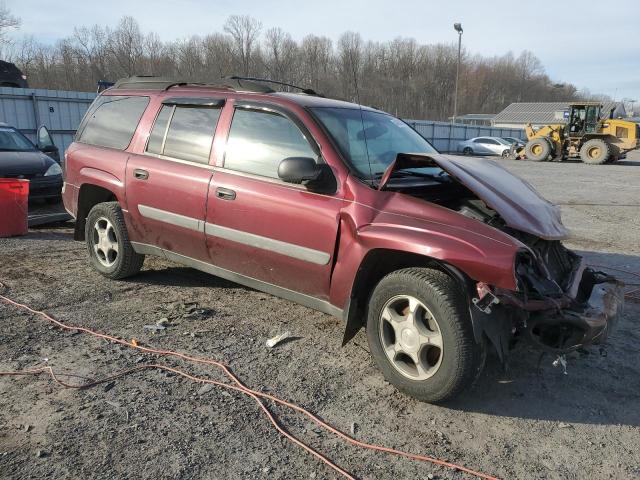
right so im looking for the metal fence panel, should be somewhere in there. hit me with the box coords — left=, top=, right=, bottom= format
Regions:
left=0, top=86, right=96, bottom=156
left=0, top=86, right=526, bottom=158
left=405, top=119, right=526, bottom=153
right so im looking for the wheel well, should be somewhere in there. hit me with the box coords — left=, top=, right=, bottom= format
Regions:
left=74, top=184, right=117, bottom=240
left=341, top=249, right=469, bottom=345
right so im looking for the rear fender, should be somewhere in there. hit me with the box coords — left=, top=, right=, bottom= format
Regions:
left=74, top=168, right=124, bottom=240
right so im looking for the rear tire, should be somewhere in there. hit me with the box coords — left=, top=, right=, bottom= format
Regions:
left=525, top=138, right=551, bottom=161
left=462, top=147, right=473, bottom=156
left=85, top=202, right=144, bottom=279
left=366, top=268, right=485, bottom=403
left=580, top=139, right=610, bottom=165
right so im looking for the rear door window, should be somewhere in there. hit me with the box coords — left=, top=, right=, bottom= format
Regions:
left=146, top=105, right=221, bottom=164
left=77, top=96, right=149, bottom=150
left=224, top=108, right=316, bottom=179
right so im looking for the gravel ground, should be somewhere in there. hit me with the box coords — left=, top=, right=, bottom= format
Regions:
left=1, top=154, right=639, bottom=480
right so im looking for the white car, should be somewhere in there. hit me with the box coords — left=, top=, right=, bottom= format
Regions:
left=458, top=136, right=512, bottom=157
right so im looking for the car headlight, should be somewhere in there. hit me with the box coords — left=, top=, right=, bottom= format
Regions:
left=44, top=163, right=62, bottom=176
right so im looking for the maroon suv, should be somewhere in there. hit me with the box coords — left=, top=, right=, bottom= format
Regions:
left=63, top=76, right=623, bottom=402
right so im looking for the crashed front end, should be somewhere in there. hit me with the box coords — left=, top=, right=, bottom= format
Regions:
left=483, top=238, right=624, bottom=355
left=379, top=153, right=625, bottom=358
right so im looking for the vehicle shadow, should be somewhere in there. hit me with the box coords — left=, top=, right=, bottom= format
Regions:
left=445, top=250, right=640, bottom=427
left=133, top=266, right=249, bottom=291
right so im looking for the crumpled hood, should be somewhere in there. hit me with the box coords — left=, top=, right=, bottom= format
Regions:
left=378, top=153, right=569, bottom=240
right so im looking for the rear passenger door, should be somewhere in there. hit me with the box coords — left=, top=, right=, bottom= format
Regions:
left=205, top=103, right=344, bottom=300
left=125, top=98, right=224, bottom=263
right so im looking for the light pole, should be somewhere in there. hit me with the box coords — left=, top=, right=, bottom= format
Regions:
left=452, top=22, right=463, bottom=124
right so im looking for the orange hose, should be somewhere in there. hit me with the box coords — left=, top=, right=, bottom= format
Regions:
left=0, top=281, right=499, bottom=480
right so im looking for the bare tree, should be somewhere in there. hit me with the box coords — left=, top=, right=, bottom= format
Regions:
left=107, top=16, right=144, bottom=77
left=0, top=1, right=20, bottom=54
left=11, top=14, right=588, bottom=120
left=223, top=15, right=262, bottom=75
left=263, top=27, right=297, bottom=82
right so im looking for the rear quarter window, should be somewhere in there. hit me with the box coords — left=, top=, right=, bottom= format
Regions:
left=77, top=96, right=149, bottom=150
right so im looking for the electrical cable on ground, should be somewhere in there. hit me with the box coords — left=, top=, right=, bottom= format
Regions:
left=0, top=281, right=499, bottom=480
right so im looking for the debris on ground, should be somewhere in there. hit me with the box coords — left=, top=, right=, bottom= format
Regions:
left=266, top=331, right=291, bottom=348
left=197, top=384, right=215, bottom=396
left=143, top=323, right=166, bottom=332
left=552, top=354, right=568, bottom=375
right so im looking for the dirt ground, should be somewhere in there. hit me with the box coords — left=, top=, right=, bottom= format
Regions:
left=1, top=153, right=639, bottom=480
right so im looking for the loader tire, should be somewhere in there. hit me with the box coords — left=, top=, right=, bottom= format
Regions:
left=606, top=144, right=620, bottom=163
left=580, top=139, right=610, bottom=165
left=525, top=138, right=551, bottom=162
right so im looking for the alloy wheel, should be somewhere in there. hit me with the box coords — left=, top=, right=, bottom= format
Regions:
left=379, top=295, right=444, bottom=380
left=92, top=217, right=119, bottom=267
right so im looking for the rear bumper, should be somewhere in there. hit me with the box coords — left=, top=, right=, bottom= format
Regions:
left=497, top=269, right=624, bottom=353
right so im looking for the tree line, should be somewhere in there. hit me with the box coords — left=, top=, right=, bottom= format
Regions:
left=5, top=14, right=593, bottom=120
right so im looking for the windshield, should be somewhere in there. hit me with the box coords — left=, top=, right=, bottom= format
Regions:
left=311, top=107, right=438, bottom=179
left=494, top=137, right=511, bottom=145
left=0, top=127, right=36, bottom=152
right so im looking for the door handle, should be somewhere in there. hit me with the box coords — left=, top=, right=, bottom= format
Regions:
left=215, top=187, right=236, bottom=200
left=133, top=168, right=149, bottom=180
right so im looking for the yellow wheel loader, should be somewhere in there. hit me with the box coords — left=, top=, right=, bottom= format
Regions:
left=515, top=102, right=639, bottom=164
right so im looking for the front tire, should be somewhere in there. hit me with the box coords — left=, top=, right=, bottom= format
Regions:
left=366, top=268, right=485, bottom=403
left=525, top=138, right=551, bottom=161
left=462, top=147, right=473, bottom=156
left=85, top=202, right=144, bottom=279
left=580, top=138, right=610, bottom=164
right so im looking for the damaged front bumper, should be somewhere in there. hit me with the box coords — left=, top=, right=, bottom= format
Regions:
left=495, top=268, right=624, bottom=354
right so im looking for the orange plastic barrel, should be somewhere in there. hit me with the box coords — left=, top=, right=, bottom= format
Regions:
left=0, top=179, right=29, bottom=237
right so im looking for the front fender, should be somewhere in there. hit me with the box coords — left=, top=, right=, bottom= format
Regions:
left=329, top=218, right=520, bottom=311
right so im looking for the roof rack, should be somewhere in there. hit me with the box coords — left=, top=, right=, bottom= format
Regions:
left=111, top=76, right=276, bottom=94
left=227, top=76, right=321, bottom=96
left=111, top=75, right=319, bottom=96
left=112, top=76, right=188, bottom=90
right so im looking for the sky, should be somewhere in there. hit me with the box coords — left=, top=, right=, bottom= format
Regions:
left=8, top=0, right=640, bottom=102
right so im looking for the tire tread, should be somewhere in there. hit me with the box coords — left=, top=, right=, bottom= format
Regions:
left=85, top=202, right=144, bottom=279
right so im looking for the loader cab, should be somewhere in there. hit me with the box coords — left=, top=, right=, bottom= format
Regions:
left=567, top=103, right=601, bottom=137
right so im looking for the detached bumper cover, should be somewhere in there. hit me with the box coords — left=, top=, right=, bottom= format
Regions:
left=557, top=278, right=624, bottom=345
left=497, top=269, right=624, bottom=352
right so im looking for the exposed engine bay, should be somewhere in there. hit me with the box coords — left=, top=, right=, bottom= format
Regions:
left=383, top=172, right=624, bottom=358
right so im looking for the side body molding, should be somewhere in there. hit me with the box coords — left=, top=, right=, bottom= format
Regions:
left=137, top=204, right=331, bottom=266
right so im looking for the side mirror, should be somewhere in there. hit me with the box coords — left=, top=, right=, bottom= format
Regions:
left=40, top=144, right=58, bottom=153
left=278, top=157, right=324, bottom=185
left=37, top=125, right=60, bottom=162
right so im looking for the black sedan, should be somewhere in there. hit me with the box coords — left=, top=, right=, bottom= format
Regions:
left=0, top=124, right=62, bottom=203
